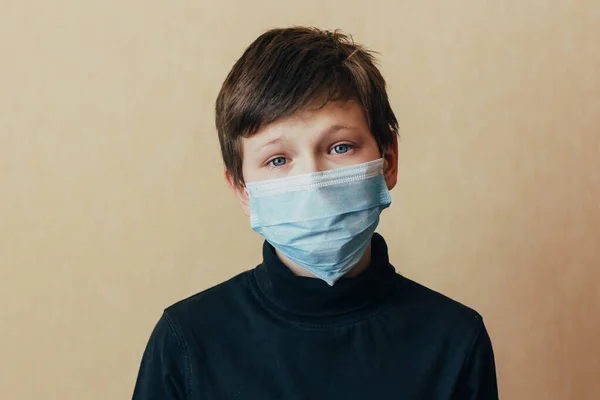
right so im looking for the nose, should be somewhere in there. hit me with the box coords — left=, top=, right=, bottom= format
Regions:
left=294, top=153, right=328, bottom=175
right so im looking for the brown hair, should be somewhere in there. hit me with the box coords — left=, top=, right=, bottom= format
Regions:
left=215, top=26, right=398, bottom=186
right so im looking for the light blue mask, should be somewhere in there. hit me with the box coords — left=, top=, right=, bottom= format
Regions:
left=245, top=158, right=392, bottom=286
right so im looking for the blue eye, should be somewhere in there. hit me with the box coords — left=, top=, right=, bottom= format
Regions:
left=268, top=157, right=287, bottom=167
left=331, top=144, right=350, bottom=154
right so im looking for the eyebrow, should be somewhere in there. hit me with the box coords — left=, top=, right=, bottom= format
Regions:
left=320, top=124, right=353, bottom=137
left=259, top=124, right=355, bottom=149
left=262, top=137, right=285, bottom=148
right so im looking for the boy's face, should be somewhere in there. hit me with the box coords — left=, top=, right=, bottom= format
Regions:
left=226, top=99, right=398, bottom=215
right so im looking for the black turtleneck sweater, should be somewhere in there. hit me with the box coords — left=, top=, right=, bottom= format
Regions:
left=132, top=234, right=498, bottom=399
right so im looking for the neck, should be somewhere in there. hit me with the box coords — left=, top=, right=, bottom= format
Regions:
left=275, top=242, right=373, bottom=280
left=253, top=233, right=397, bottom=319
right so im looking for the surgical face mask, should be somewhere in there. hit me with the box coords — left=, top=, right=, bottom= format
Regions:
left=245, top=158, right=392, bottom=286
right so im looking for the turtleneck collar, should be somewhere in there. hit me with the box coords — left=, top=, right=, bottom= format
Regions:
left=251, top=233, right=398, bottom=321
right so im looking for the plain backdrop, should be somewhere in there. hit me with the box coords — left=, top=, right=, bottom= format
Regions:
left=1, top=1, right=599, bottom=399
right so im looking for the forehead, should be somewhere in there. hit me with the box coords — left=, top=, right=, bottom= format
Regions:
left=243, top=100, right=369, bottom=147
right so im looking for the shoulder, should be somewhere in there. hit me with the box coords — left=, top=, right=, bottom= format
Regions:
left=389, top=277, right=498, bottom=397
left=384, top=275, right=494, bottom=377
left=392, top=275, right=486, bottom=335
left=162, top=270, right=254, bottom=330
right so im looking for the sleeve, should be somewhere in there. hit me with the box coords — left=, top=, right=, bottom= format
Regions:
left=452, top=318, right=499, bottom=400
left=132, top=313, right=189, bottom=400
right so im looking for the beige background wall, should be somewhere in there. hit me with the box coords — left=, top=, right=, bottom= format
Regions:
left=1, top=0, right=599, bottom=399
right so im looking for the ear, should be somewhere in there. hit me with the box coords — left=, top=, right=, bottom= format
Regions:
left=224, top=168, right=250, bottom=216
left=382, top=135, right=399, bottom=191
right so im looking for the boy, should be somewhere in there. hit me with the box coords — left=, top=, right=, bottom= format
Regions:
left=133, top=27, right=498, bottom=399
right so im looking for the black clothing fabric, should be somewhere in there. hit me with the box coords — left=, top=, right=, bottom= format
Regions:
left=133, top=234, right=498, bottom=399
